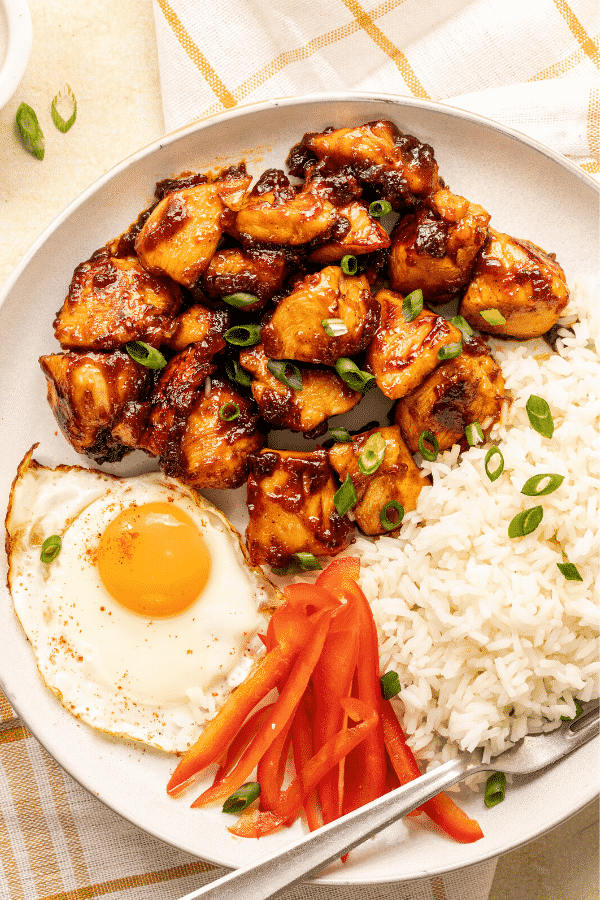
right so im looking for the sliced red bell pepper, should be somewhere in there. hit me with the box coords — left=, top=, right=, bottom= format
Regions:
left=213, top=703, right=275, bottom=784
left=227, top=808, right=285, bottom=838
left=290, top=689, right=321, bottom=832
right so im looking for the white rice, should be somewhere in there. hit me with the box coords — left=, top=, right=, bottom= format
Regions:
left=355, top=279, right=600, bottom=783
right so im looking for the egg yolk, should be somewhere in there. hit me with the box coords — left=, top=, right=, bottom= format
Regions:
left=97, top=502, right=210, bottom=617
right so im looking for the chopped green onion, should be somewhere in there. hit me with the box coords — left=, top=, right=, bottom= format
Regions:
left=369, top=199, right=392, bottom=218
left=508, top=506, right=543, bottom=538
left=484, top=446, right=504, bottom=482
left=418, top=430, right=439, bottom=462
left=358, top=431, right=386, bottom=475
left=125, top=341, right=167, bottom=369
left=334, top=358, right=375, bottom=394
left=380, top=671, right=401, bottom=700
left=267, top=359, right=303, bottom=391
left=450, top=315, right=474, bottom=338
left=222, top=782, right=261, bottom=814
left=340, top=255, right=358, bottom=275
left=40, top=535, right=61, bottom=564
left=380, top=500, right=404, bottom=531
left=219, top=401, right=240, bottom=422
left=561, top=699, right=584, bottom=721
left=330, top=426, right=352, bottom=442
left=402, top=289, right=424, bottom=322
left=224, top=324, right=261, bottom=347
left=557, top=562, right=583, bottom=582
left=480, top=309, right=507, bottom=326
left=437, top=342, right=462, bottom=361
left=16, top=102, right=45, bottom=160
left=334, top=474, right=358, bottom=517
left=225, top=359, right=252, bottom=388
left=222, top=292, right=259, bottom=309
left=484, top=772, right=506, bottom=808
left=51, top=85, right=77, bottom=133
left=526, top=395, right=554, bottom=439
left=465, top=421, right=484, bottom=447
left=521, top=473, right=564, bottom=496
left=322, top=318, right=348, bottom=337
left=294, top=552, right=323, bottom=571
left=270, top=564, right=294, bottom=577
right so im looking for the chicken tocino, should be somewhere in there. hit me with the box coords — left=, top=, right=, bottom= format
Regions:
left=203, top=246, right=291, bottom=309
left=308, top=199, right=391, bottom=266
left=165, top=303, right=229, bottom=355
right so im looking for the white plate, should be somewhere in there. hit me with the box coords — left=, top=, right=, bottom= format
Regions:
left=1, top=93, right=598, bottom=885
left=0, top=0, right=31, bottom=109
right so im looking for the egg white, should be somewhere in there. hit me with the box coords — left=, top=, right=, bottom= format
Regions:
left=6, top=447, right=279, bottom=753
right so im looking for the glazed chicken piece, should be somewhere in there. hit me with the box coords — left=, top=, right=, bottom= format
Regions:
left=459, top=229, right=570, bottom=338
left=261, top=265, right=380, bottom=366
left=239, top=344, right=361, bottom=435
left=135, top=166, right=252, bottom=288
left=366, top=288, right=464, bottom=400
left=53, top=249, right=183, bottom=351
left=388, top=188, right=490, bottom=304
left=246, top=448, right=355, bottom=567
left=165, top=303, right=229, bottom=355
left=39, top=349, right=154, bottom=463
left=394, top=340, right=505, bottom=454
left=308, top=200, right=391, bottom=266
left=287, top=120, right=440, bottom=210
left=202, top=246, right=291, bottom=310
left=328, top=425, right=428, bottom=535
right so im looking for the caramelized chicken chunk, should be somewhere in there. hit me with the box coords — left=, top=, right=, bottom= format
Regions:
left=459, top=229, right=570, bottom=338
left=203, top=246, right=290, bottom=309
left=287, top=120, right=440, bottom=209
left=53, top=249, right=182, bottom=351
left=39, top=350, right=153, bottom=463
left=246, top=449, right=354, bottom=567
left=366, top=288, right=464, bottom=400
left=261, top=265, right=379, bottom=365
left=239, top=344, right=361, bottom=434
left=165, top=303, right=228, bottom=355
left=135, top=169, right=252, bottom=287
left=394, top=341, right=505, bottom=454
left=388, top=189, right=490, bottom=303
left=328, top=425, right=428, bottom=535
left=308, top=200, right=391, bottom=266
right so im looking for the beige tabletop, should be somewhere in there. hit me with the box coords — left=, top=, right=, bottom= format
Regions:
left=0, top=1, right=598, bottom=898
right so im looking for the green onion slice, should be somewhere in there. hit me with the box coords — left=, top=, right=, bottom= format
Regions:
left=334, top=358, right=375, bottom=394
left=224, top=324, right=262, bottom=347
left=526, top=395, right=554, bottom=439
left=51, top=85, right=77, bottom=133
left=225, top=359, right=252, bottom=388
left=380, top=671, right=401, bottom=700
left=369, top=199, right=392, bottom=218
left=418, top=430, right=439, bottom=462
left=480, top=309, right=507, bottom=326
left=222, top=292, right=259, bottom=309
left=561, top=699, right=584, bottom=721
left=450, top=315, right=474, bottom=338
left=222, top=782, right=261, bottom=814
left=340, top=255, right=358, bottom=275
left=437, top=342, right=462, bottom=361
left=219, top=401, right=240, bottom=422
left=16, top=102, right=45, bottom=160
left=508, top=506, right=543, bottom=538
left=267, top=359, right=303, bottom=391
left=402, top=289, right=424, bottom=323
left=334, top=474, right=358, bottom=517
left=465, top=421, right=484, bottom=447
left=358, top=431, right=386, bottom=475
left=125, top=341, right=167, bottom=369
left=330, top=426, right=352, bottom=442
left=484, top=446, right=504, bottom=482
left=521, top=473, right=564, bottom=497
left=557, top=562, right=583, bottom=582
left=294, top=552, right=323, bottom=571
left=270, top=564, right=294, bottom=577
left=484, top=772, right=506, bottom=808
left=380, top=500, right=404, bottom=531
left=322, top=318, right=348, bottom=338
left=40, top=535, right=62, bottom=564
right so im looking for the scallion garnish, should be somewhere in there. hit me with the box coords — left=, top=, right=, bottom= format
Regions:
left=484, top=772, right=506, bottom=808
left=521, top=473, right=564, bottom=496
left=380, top=500, right=404, bottom=531
left=526, top=395, right=554, bottom=438
left=225, top=359, right=252, bottom=388
left=40, top=535, right=61, bottom=564
left=267, top=359, right=303, bottom=391
left=402, top=289, right=424, bottom=322
left=334, top=475, right=358, bottom=517
left=557, top=562, right=583, bottom=581
left=125, top=341, right=167, bottom=369
left=450, top=315, right=474, bottom=338
left=508, top=506, right=543, bottom=538
left=358, top=432, right=386, bottom=475
left=294, top=552, right=323, bottom=571
left=560, top=699, right=584, bottom=721
left=219, top=401, right=240, bottom=422
left=51, top=85, right=77, bottom=133
left=480, top=309, right=507, bottom=326
left=224, top=324, right=262, bottom=347
left=340, top=255, right=358, bottom=275
left=330, top=426, right=352, bottom=442
left=222, top=782, right=261, bottom=814
left=465, top=421, right=484, bottom=447
left=16, top=102, right=45, bottom=160
left=369, top=199, right=392, bottom=218
left=322, top=318, right=348, bottom=338
left=222, top=292, right=259, bottom=309
left=418, top=430, right=439, bottom=462
left=437, top=342, right=462, bottom=361
left=484, top=446, right=504, bottom=482
left=380, top=671, right=401, bottom=700
left=334, top=358, right=375, bottom=394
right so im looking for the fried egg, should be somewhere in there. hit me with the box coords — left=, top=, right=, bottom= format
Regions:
left=5, top=446, right=279, bottom=753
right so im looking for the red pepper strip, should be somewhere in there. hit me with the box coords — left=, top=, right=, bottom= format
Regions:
left=283, top=582, right=341, bottom=616
left=227, top=807, right=285, bottom=839
left=265, top=602, right=318, bottom=653
left=290, top=690, right=321, bottom=832
left=191, top=607, right=335, bottom=808
left=256, top=710, right=294, bottom=814
left=380, top=699, right=483, bottom=843
left=213, top=703, right=275, bottom=784
left=315, top=556, right=361, bottom=591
